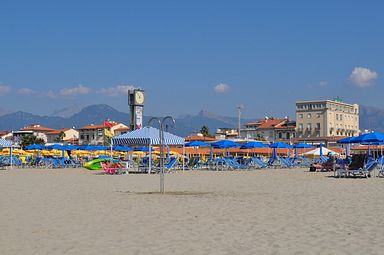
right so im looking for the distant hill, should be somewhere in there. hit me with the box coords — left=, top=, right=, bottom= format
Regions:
left=0, top=104, right=379, bottom=136
left=359, top=105, right=384, bottom=132
left=0, top=104, right=254, bottom=136
left=49, top=106, right=82, bottom=118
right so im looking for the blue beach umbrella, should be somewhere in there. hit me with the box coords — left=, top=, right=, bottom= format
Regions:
left=211, top=140, right=240, bottom=149
left=359, top=132, right=384, bottom=143
left=185, top=141, right=210, bottom=147
left=25, top=144, right=44, bottom=157
left=293, top=143, right=314, bottom=149
left=240, top=141, right=268, bottom=149
left=319, top=143, right=323, bottom=157
left=269, top=142, right=292, bottom=158
left=113, top=145, right=133, bottom=152
left=134, top=146, right=151, bottom=152
left=337, top=136, right=356, bottom=144
left=269, top=142, right=292, bottom=148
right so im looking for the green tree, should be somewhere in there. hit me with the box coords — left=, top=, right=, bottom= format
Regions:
left=256, top=133, right=266, bottom=141
left=20, top=134, right=45, bottom=148
left=53, top=131, right=65, bottom=143
left=200, top=125, right=210, bottom=136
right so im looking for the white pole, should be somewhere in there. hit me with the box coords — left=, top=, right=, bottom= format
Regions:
left=10, top=144, right=13, bottom=169
left=110, top=138, right=113, bottom=161
left=182, top=144, right=185, bottom=172
left=148, top=144, right=152, bottom=174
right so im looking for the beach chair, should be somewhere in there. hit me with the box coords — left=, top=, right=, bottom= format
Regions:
left=378, top=165, right=384, bottom=178
left=250, top=157, right=267, bottom=169
left=101, top=162, right=119, bottom=174
left=278, top=156, right=294, bottom=168
left=164, top=157, right=178, bottom=172
left=336, top=155, right=377, bottom=178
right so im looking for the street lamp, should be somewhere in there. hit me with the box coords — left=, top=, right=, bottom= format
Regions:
left=147, top=116, right=175, bottom=194
left=285, top=116, right=290, bottom=143
left=237, top=105, right=243, bottom=139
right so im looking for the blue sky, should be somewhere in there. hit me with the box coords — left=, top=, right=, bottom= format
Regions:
left=0, top=1, right=382, bottom=119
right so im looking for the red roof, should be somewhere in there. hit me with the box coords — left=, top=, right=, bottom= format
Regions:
left=185, top=135, right=216, bottom=142
left=257, top=119, right=286, bottom=129
left=79, top=124, right=104, bottom=130
left=46, top=128, right=71, bottom=135
left=114, top=127, right=130, bottom=132
left=21, top=124, right=55, bottom=132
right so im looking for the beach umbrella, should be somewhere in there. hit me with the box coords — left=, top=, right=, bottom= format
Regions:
left=63, top=145, right=78, bottom=150
left=293, top=143, right=314, bottom=148
left=25, top=144, right=44, bottom=150
left=113, top=145, right=133, bottom=152
left=269, top=142, right=292, bottom=158
left=211, top=140, right=240, bottom=149
left=319, top=143, right=323, bottom=157
left=336, top=136, right=356, bottom=144
left=293, top=143, right=314, bottom=159
left=358, top=132, right=384, bottom=143
left=185, top=141, right=210, bottom=147
left=134, top=146, right=151, bottom=152
left=25, top=144, right=44, bottom=158
left=240, top=141, right=268, bottom=149
left=269, top=142, right=292, bottom=148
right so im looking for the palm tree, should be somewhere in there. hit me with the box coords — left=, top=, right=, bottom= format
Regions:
left=20, top=134, right=45, bottom=148
left=200, top=125, right=210, bottom=136
left=54, top=131, right=65, bottom=143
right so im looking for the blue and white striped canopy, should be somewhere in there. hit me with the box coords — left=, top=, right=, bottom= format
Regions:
left=0, top=139, right=12, bottom=147
left=112, top=126, right=185, bottom=146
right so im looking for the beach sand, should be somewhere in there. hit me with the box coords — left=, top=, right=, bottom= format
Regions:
left=1, top=168, right=384, bottom=255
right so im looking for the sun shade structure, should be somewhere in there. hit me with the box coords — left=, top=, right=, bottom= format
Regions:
left=0, top=139, right=12, bottom=147
left=304, top=147, right=339, bottom=157
left=112, top=126, right=185, bottom=174
left=112, top=126, right=185, bottom=146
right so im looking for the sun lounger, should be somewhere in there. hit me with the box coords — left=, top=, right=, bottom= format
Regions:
left=250, top=157, right=267, bottom=168
left=336, top=156, right=377, bottom=178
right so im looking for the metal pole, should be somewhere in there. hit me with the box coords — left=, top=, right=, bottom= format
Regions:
left=160, top=116, right=176, bottom=194
left=237, top=106, right=242, bottom=138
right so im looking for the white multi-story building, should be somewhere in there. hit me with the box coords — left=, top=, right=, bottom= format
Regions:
left=296, top=99, right=359, bottom=138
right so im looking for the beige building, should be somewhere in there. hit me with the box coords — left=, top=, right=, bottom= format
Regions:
left=78, top=121, right=129, bottom=145
left=46, top=128, right=79, bottom=144
left=296, top=99, right=359, bottom=138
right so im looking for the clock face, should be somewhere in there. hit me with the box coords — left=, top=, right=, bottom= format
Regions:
left=135, top=91, right=144, bottom=105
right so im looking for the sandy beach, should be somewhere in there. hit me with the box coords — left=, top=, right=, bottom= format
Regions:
left=1, top=168, right=384, bottom=255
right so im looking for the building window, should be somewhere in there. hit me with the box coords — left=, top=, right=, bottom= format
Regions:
left=336, top=114, right=339, bottom=120
left=307, top=113, right=311, bottom=119
left=340, top=114, right=343, bottom=121
left=278, top=132, right=282, bottom=139
left=316, top=123, right=320, bottom=130
left=299, top=124, right=303, bottom=131
left=317, top=113, right=320, bottom=118
left=307, top=123, right=312, bottom=131
left=80, top=135, right=84, bottom=140
left=299, top=114, right=303, bottom=119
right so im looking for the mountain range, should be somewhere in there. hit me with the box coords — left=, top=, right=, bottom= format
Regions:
left=0, top=104, right=382, bottom=136
left=0, top=105, right=247, bottom=136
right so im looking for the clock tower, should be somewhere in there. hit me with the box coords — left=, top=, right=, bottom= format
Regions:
left=128, top=89, right=145, bottom=130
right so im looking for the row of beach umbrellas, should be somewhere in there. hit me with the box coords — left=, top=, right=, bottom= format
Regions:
left=185, top=140, right=314, bottom=149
